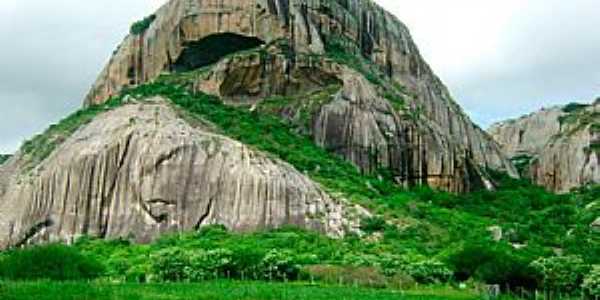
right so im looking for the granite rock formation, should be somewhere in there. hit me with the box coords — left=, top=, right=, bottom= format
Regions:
left=489, top=101, right=600, bottom=192
left=0, top=100, right=351, bottom=248
left=0, top=0, right=521, bottom=248
left=488, top=107, right=564, bottom=159
left=85, top=0, right=515, bottom=191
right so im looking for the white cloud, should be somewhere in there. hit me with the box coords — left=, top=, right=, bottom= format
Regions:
left=377, top=0, right=600, bottom=126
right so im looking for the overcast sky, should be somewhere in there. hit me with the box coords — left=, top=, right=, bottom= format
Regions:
left=0, top=0, right=599, bottom=153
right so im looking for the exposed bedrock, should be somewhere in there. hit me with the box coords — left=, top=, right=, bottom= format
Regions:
left=0, top=100, right=351, bottom=249
left=181, top=50, right=498, bottom=192
left=311, top=70, right=488, bottom=193
left=489, top=102, right=600, bottom=192
left=84, top=0, right=516, bottom=183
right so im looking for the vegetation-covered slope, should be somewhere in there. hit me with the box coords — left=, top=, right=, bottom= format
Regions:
left=3, top=72, right=598, bottom=298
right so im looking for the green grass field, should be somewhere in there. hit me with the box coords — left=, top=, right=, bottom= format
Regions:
left=0, top=281, right=483, bottom=300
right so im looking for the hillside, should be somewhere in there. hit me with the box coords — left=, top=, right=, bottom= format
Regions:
left=1, top=0, right=599, bottom=299
left=1, top=72, right=599, bottom=297
left=85, top=0, right=516, bottom=190
left=489, top=100, right=600, bottom=192
left=0, top=0, right=520, bottom=249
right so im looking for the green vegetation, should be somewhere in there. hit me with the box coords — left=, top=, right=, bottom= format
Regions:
left=127, top=79, right=402, bottom=211
left=562, top=102, right=589, bottom=113
left=257, top=84, right=342, bottom=133
left=530, top=255, right=589, bottom=295
left=0, top=281, right=482, bottom=300
left=324, top=35, right=408, bottom=111
left=130, top=14, right=156, bottom=35
left=6, top=72, right=599, bottom=297
left=583, top=265, right=600, bottom=298
left=63, top=226, right=456, bottom=286
left=557, top=102, right=600, bottom=137
left=0, top=154, right=10, bottom=165
left=0, top=244, right=103, bottom=281
left=5, top=47, right=600, bottom=298
left=19, top=97, right=123, bottom=170
left=325, top=35, right=383, bottom=85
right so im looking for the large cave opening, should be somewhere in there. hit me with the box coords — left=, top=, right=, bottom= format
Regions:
left=172, top=33, right=265, bottom=72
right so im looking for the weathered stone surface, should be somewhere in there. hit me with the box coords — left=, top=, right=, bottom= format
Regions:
left=0, top=99, right=353, bottom=249
left=311, top=69, right=489, bottom=192
left=184, top=51, right=493, bottom=192
left=489, top=102, right=600, bottom=192
left=84, top=0, right=516, bottom=188
left=488, top=107, right=564, bottom=158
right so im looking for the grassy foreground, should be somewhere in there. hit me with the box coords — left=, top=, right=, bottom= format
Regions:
left=0, top=281, right=482, bottom=300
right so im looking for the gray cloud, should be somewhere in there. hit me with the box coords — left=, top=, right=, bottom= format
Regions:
left=0, top=0, right=161, bottom=153
left=424, top=0, right=600, bottom=126
left=0, top=0, right=599, bottom=153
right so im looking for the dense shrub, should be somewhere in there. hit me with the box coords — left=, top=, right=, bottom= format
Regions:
left=402, top=260, right=452, bottom=284
left=0, top=244, right=103, bottom=281
left=150, top=248, right=188, bottom=282
left=447, top=242, right=537, bottom=289
left=260, top=249, right=299, bottom=280
left=530, top=255, right=589, bottom=293
left=360, top=216, right=387, bottom=233
left=150, top=248, right=235, bottom=282
left=185, top=249, right=233, bottom=281
left=562, top=102, right=588, bottom=113
left=130, top=14, right=156, bottom=35
left=582, top=265, right=600, bottom=299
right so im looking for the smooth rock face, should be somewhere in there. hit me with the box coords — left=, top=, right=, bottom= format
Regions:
left=0, top=100, right=349, bottom=249
left=312, top=69, right=487, bottom=192
left=488, top=107, right=565, bottom=158
left=188, top=52, right=489, bottom=192
left=84, top=0, right=515, bottom=191
left=489, top=103, right=600, bottom=192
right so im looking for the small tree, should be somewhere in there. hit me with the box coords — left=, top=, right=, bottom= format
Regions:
left=403, top=259, right=453, bottom=284
left=260, top=249, right=299, bottom=281
left=582, top=265, right=600, bottom=299
left=530, top=255, right=589, bottom=296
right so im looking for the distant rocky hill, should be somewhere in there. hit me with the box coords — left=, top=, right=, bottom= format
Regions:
left=489, top=99, right=600, bottom=192
left=0, top=0, right=515, bottom=248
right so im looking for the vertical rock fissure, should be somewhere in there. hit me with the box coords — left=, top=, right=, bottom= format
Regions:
left=194, top=196, right=215, bottom=230
left=100, top=133, right=134, bottom=238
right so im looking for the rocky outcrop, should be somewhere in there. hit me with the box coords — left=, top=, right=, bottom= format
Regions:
left=311, top=69, right=489, bottom=192
left=0, top=99, right=353, bottom=249
left=171, top=51, right=490, bottom=192
left=83, top=0, right=515, bottom=192
left=489, top=102, right=600, bottom=192
left=488, top=107, right=564, bottom=158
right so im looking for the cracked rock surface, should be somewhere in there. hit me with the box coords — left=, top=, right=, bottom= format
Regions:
left=0, top=99, right=348, bottom=248
left=85, top=0, right=516, bottom=185
left=489, top=102, right=600, bottom=192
